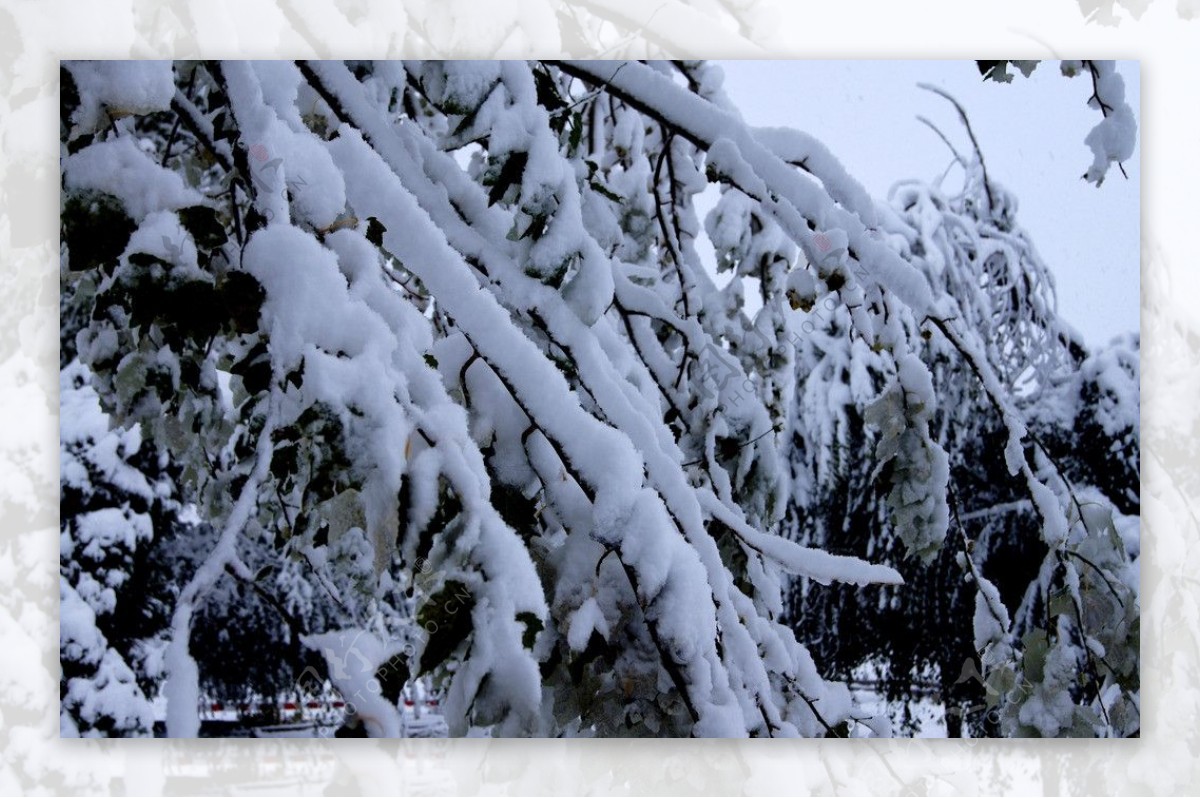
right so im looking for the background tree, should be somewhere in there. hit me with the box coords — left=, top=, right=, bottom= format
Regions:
left=784, top=80, right=1139, bottom=737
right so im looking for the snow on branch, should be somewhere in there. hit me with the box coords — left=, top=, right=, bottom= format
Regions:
left=58, top=58, right=1137, bottom=740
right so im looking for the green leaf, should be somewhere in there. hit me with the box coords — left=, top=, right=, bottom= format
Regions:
left=1047, top=588, right=1074, bottom=620
left=62, top=191, right=136, bottom=272
left=284, top=361, right=304, bottom=390
left=451, top=105, right=480, bottom=137
left=270, top=439, right=298, bottom=482
left=230, top=340, right=272, bottom=395
left=488, top=151, right=528, bottom=207
left=219, top=271, right=266, bottom=334
left=366, top=216, right=387, bottom=248
left=520, top=214, right=547, bottom=242
left=113, top=352, right=149, bottom=407
left=243, top=205, right=270, bottom=235
left=161, top=280, right=221, bottom=344
left=568, top=629, right=613, bottom=685
left=417, top=580, right=475, bottom=674
left=66, top=131, right=95, bottom=156
left=127, top=252, right=172, bottom=270
left=60, top=66, right=80, bottom=128
left=533, top=68, right=567, bottom=114
left=178, top=205, right=228, bottom=249
left=984, top=665, right=1016, bottom=708
left=977, top=60, right=1007, bottom=80
left=415, top=479, right=461, bottom=563
left=516, top=611, right=543, bottom=649
left=375, top=653, right=411, bottom=704
left=423, top=353, right=439, bottom=369
left=1021, top=629, right=1050, bottom=684
left=568, top=111, right=583, bottom=154
left=311, top=521, right=329, bottom=548
left=588, top=180, right=622, bottom=204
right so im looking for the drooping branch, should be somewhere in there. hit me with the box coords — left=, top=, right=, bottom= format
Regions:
left=163, top=389, right=279, bottom=738
left=918, top=82, right=996, bottom=215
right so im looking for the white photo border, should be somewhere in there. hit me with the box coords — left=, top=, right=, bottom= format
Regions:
left=3, top=1, right=1191, bottom=793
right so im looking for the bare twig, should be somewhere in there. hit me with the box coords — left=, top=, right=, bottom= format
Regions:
left=918, top=83, right=995, bottom=214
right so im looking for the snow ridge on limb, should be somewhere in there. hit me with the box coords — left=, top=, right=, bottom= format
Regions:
left=554, top=60, right=935, bottom=314
left=549, top=61, right=1134, bottom=738
left=314, top=76, right=750, bottom=737
left=164, top=388, right=279, bottom=738
left=700, top=490, right=903, bottom=587
left=228, top=63, right=550, bottom=737
left=752, top=126, right=879, bottom=229
left=782, top=78, right=1138, bottom=737
left=301, top=59, right=894, bottom=736
left=556, top=60, right=1077, bottom=557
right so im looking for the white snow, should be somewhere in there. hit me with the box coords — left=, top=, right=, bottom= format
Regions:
left=65, top=61, right=176, bottom=136
left=75, top=507, right=152, bottom=562
left=223, top=61, right=347, bottom=229
left=302, top=628, right=405, bottom=737
left=58, top=58, right=1138, bottom=741
left=972, top=575, right=1010, bottom=651
left=64, top=136, right=203, bottom=221
left=566, top=596, right=610, bottom=651
left=1077, top=61, right=1137, bottom=186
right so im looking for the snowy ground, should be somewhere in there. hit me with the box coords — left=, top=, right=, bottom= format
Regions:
left=153, top=693, right=449, bottom=738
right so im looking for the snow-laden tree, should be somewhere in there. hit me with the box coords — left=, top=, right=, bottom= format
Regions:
left=784, top=79, right=1139, bottom=737
left=60, top=360, right=162, bottom=737
left=59, top=59, right=1138, bottom=737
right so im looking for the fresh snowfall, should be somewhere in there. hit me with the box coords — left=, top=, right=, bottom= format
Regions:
left=59, top=59, right=1139, bottom=738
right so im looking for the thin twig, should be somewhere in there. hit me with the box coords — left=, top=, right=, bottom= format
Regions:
left=917, top=83, right=995, bottom=215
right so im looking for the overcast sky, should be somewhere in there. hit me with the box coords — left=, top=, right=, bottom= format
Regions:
left=715, top=60, right=1140, bottom=348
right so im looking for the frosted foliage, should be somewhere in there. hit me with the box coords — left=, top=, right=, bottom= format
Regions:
left=59, top=364, right=160, bottom=737
left=1073, top=61, right=1136, bottom=186
left=59, top=59, right=1137, bottom=738
left=973, top=575, right=1010, bottom=651
left=783, top=59, right=1137, bottom=738
left=64, top=61, right=176, bottom=136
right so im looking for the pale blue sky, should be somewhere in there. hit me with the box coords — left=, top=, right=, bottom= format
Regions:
left=716, top=60, right=1140, bottom=348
